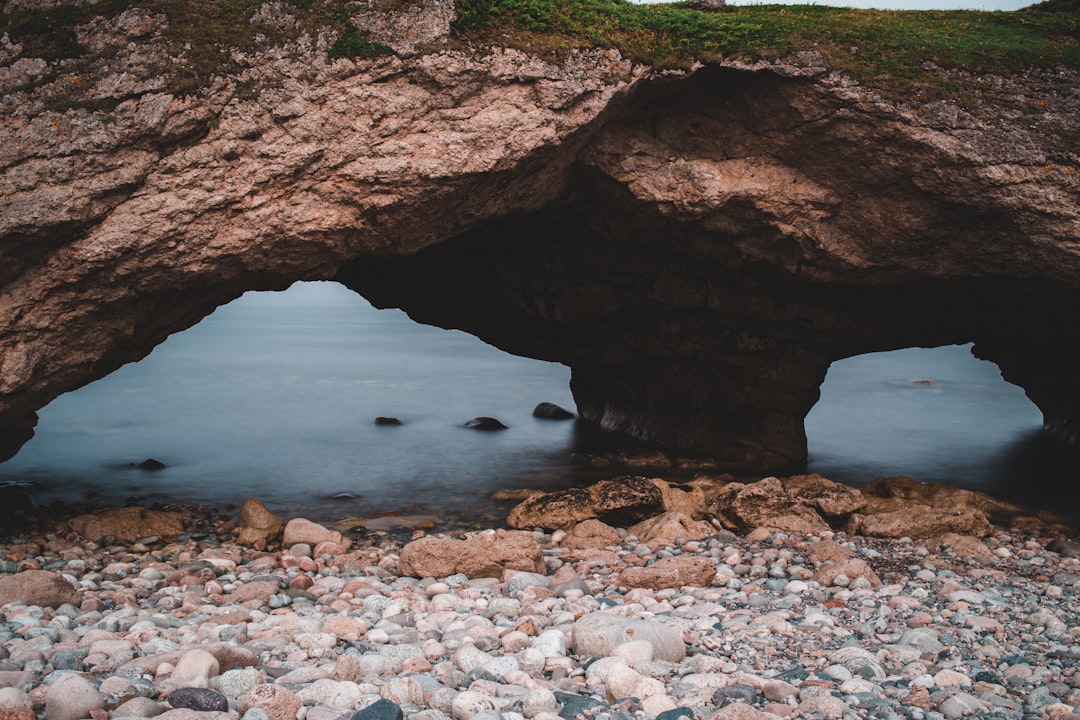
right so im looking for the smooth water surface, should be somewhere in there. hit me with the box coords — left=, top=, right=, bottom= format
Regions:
left=1, top=281, right=1072, bottom=524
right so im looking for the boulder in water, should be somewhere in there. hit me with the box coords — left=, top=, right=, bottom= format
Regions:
left=137, top=458, right=167, bottom=471
left=374, top=416, right=402, bottom=426
left=532, top=402, right=575, bottom=420
left=463, top=416, right=508, bottom=431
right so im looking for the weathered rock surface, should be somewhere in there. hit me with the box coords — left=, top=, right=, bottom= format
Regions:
left=1, top=0, right=1079, bottom=475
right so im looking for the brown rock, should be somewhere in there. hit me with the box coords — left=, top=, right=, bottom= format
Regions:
left=937, top=533, right=995, bottom=559
left=227, top=581, right=281, bottom=605
left=235, top=498, right=284, bottom=546
left=398, top=529, right=544, bottom=578
left=0, top=570, right=80, bottom=609
left=847, top=506, right=993, bottom=538
left=67, top=507, right=187, bottom=542
left=707, top=477, right=831, bottom=535
left=561, top=519, right=621, bottom=550
left=507, top=476, right=663, bottom=531
left=859, top=476, right=1019, bottom=528
left=807, top=540, right=882, bottom=587
left=627, top=512, right=715, bottom=545
left=649, top=478, right=709, bottom=518
left=783, top=474, right=866, bottom=518
left=616, top=556, right=716, bottom=590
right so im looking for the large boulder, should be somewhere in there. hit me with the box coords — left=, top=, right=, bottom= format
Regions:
left=615, top=556, right=717, bottom=590
left=0, top=570, right=80, bottom=609
left=571, top=612, right=686, bottom=662
left=66, top=506, right=187, bottom=542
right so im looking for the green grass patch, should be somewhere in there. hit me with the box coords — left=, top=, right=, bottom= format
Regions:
left=454, top=0, right=1080, bottom=88
left=2, top=0, right=1077, bottom=100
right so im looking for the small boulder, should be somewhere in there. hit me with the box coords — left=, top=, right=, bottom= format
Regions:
left=45, top=673, right=104, bottom=720
left=627, top=512, right=715, bottom=545
left=463, top=417, right=508, bottom=431
left=572, top=612, right=685, bottom=662
left=137, top=458, right=167, bottom=471
left=616, top=556, right=717, bottom=590
left=282, top=518, right=351, bottom=550
left=0, top=570, right=79, bottom=609
left=532, top=402, right=575, bottom=420
left=167, top=688, right=229, bottom=712
left=561, top=519, right=621, bottom=550
left=237, top=685, right=300, bottom=720
left=236, top=498, right=284, bottom=546
left=374, top=417, right=402, bottom=426
left=399, top=529, right=544, bottom=578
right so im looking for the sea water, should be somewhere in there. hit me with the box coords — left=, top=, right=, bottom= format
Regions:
left=0, top=281, right=1072, bottom=525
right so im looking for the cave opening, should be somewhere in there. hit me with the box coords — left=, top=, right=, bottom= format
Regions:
left=804, top=344, right=1077, bottom=512
left=0, top=281, right=595, bottom=524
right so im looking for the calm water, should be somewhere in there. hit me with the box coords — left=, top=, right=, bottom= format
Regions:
left=0, top=281, right=1073, bottom=525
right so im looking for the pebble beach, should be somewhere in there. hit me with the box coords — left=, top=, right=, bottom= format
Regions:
left=2, top=499, right=1080, bottom=720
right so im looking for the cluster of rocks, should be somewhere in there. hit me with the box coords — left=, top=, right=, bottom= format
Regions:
left=0, top=471, right=1079, bottom=720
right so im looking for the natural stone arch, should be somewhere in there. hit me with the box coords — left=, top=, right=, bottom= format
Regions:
left=3, top=48, right=1080, bottom=471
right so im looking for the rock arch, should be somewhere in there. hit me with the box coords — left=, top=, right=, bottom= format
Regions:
left=3, top=46, right=1080, bottom=471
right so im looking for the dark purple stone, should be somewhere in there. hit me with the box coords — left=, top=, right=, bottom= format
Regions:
left=167, top=688, right=229, bottom=712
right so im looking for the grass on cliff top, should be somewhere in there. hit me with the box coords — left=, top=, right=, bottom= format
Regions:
left=454, top=0, right=1080, bottom=83
left=1, top=0, right=1078, bottom=99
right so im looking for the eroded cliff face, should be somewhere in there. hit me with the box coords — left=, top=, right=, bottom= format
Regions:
left=2, top=0, right=1079, bottom=470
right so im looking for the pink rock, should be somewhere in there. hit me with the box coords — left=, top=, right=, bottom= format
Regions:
left=399, top=529, right=544, bottom=578
left=0, top=570, right=79, bottom=609
left=282, top=519, right=351, bottom=551
left=616, top=556, right=716, bottom=590
left=45, top=674, right=104, bottom=720
left=237, top=684, right=300, bottom=720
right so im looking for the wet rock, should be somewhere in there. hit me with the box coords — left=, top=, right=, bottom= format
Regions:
left=137, top=458, right=167, bottom=470
left=532, top=403, right=575, bottom=420
left=463, top=417, right=508, bottom=431
left=0, top=569, right=80, bottom=608
left=399, top=529, right=544, bottom=578
left=374, top=417, right=403, bottom=426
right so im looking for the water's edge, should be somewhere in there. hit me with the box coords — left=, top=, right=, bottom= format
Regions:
left=1, top=281, right=1073, bottom=528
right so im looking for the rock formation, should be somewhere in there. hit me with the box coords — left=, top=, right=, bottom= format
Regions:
left=2, top=0, right=1078, bottom=473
